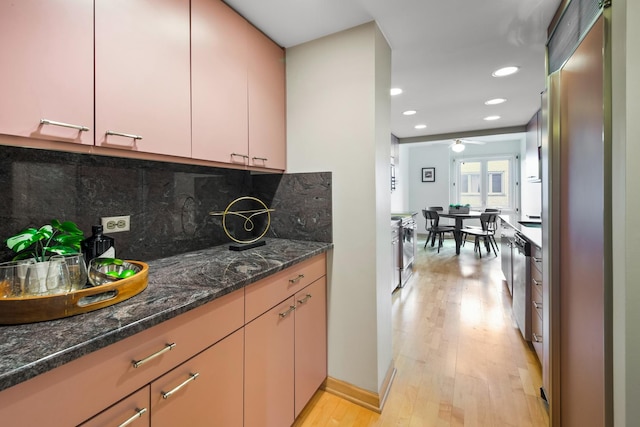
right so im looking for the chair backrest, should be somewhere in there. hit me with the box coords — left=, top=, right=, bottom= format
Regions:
left=422, top=209, right=440, bottom=228
left=479, top=212, right=498, bottom=232
left=484, top=208, right=501, bottom=213
left=428, top=206, right=445, bottom=212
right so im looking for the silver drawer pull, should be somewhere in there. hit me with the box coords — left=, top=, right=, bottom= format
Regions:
left=297, top=294, right=312, bottom=304
left=532, top=278, right=542, bottom=287
left=162, top=373, right=199, bottom=399
left=132, top=343, right=176, bottom=368
left=117, top=407, right=147, bottom=427
left=252, top=156, right=268, bottom=161
left=106, top=130, right=143, bottom=140
left=279, top=305, right=296, bottom=318
left=534, top=257, right=542, bottom=263
left=532, top=333, right=543, bottom=343
left=231, top=153, right=249, bottom=159
left=40, top=118, right=89, bottom=132
left=533, top=301, right=542, bottom=310
left=289, top=274, right=304, bottom=284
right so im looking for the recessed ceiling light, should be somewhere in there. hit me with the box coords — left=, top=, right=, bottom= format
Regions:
left=492, top=66, right=519, bottom=77
left=414, top=124, right=427, bottom=129
left=485, top=98, right=506, bottom=105
left=484, top=115, right=501, bottom=121
left=403, top=110, right=417, bottom=116
left=390, top=88, right=403, bottom=96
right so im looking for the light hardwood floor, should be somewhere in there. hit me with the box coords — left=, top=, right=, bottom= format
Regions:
left=294, top=237, right=549, bottom=426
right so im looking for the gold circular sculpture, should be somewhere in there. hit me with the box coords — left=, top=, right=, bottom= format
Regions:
left=209, top=196, right=275, bottom=244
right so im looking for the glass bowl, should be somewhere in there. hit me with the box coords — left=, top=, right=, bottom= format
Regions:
left=88, top=258, right=142, bottom=286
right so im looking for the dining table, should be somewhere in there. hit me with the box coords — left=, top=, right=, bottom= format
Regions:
left=438, top=210, right=483, bottom=255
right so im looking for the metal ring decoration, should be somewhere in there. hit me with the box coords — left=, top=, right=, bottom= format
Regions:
left=209, top=196, right=274, bottom=244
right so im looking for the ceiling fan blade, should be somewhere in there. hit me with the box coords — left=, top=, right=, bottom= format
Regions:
left=458, top=139, right=486, bottom=145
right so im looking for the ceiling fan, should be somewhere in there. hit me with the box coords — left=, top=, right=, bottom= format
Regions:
left=423, top=138, right=486, bottom=152
left=449, top=139, right=485, bottom=152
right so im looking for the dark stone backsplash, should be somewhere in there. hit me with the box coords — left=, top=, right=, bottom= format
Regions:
left=0, top=145, right=332, bottom=262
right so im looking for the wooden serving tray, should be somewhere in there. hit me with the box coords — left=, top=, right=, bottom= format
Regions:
left=0, top=260, right=148, bottom=325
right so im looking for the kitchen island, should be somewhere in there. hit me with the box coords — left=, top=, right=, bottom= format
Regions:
left=0, top=238, right=332, bottom=426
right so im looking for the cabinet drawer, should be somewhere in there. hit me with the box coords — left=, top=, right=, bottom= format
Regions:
left=0, top=288, right=244, bottom=427
left=245, top=253, right=326, bottom=322
left=531, top=273, right=543, bottom=303
left=531, top=308, right=543, bottom=362
left=79, top=386, right=150, bottom=427
left=530, top=245, right=542, bottom=273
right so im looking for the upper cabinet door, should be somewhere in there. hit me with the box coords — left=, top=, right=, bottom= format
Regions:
left=191, top=0, right=249, bottom=166
left=0, top=0, right=94, bottom=144
left=247, top=25, right=286, bottom=171
left=95, top=0, right=191, bottom=158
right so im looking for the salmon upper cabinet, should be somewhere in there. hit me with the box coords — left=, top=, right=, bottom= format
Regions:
left=95, top=0, right=191, bottom=158
left=192, top=0, right=286, bottom=171
left=0, top=0, right=94, bottom=144
left=191, top=0, right=249, bottom=166
left=247, top=24, right=286, bottom=171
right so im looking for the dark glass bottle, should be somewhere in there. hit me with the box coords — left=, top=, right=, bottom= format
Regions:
left=81, top=225, right=116, bottom=263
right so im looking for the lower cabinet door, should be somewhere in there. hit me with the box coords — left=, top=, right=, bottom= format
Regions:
left=150, top=329, right=244, bottom=427
left=79, top=386, right=150, bottom=427
left=245, top=297, right=295, bottom=427
left=294, top=277, right=327, bottom=417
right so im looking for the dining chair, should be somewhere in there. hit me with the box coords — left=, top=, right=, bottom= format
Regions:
left=422, top=209, right=455, bottom=253
left=462, top=212, right=499, bottom=257
left=461, top=208, right=501, bottom=245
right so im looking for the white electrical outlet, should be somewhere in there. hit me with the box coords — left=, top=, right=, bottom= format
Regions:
left=101, top=215, right=131, bottom=233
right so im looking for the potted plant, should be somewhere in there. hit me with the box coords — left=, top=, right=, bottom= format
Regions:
left=5, top=220, right=85, bottom=295
left=6, top=219, right=84, bottom=261
left=448, top=204, right=471, bottom=214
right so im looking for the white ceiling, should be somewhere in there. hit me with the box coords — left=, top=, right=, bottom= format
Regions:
left=224, top=0, right=561, bottom=144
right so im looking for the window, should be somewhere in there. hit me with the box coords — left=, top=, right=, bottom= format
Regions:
left=456, top=156, right=514, bottom=210
left=489, top=172, right=504, bottom=194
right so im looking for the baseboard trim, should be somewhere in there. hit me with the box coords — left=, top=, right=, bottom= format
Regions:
left=322, top=362, right=396, bottom=414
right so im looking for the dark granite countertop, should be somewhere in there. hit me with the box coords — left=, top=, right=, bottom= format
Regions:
left=0, top=238, right=333, bottom=392
left=499, top=214, right=542, bottom=248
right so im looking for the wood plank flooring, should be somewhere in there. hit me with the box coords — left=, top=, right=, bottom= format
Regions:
left=293, top=237, right=549, bottom=426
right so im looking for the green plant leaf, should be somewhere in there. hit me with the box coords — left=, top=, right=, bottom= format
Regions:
left=54, top=234, right=84, bottom=248
left=45, top=245, right=82, bottom=256
left=37, top=225, right=54, bottom=240
left=52, top=219, right=84, bottom=236
left=6, top=228, right=39, bottom=252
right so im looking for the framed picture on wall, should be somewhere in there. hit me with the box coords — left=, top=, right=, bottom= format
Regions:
left=422, top=167, right=435, bottom=182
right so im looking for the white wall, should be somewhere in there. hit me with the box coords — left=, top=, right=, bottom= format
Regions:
left=286, top=22, right=393, bottom=395
left=612, top=1, right=640, bottom=425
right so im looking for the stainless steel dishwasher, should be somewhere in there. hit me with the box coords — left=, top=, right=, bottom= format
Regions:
left=512, top=232, right=531, bottom=340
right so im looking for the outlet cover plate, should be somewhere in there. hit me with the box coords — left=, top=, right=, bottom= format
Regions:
left=101, top=215, right=130, bottom=233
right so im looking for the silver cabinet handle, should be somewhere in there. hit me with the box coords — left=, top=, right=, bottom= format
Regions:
left=532, top=278, right=542, bottom=287
left=132, top=343, right=176, bottom=368
left=279, top=305, right=296, bottom=318
left=117, top=408, right=147, bottom=427
left=297, top=294, right=312, bottom=304
left=289, top=274, right=304, bottom=284
left=40, top=118, right=89, bottom=132
left=532, top=333, right=543, bottom=343
left=252, top=156, right=268, bottom=161
left=162, top=373, right=199, bottom=399
left=533, top=301, right=542, bottom=310
left=534, top=257, right=542, bottom=263
left=106, top=130, right=143, bottom=140
left=231, top=153, right=249, bottom=159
